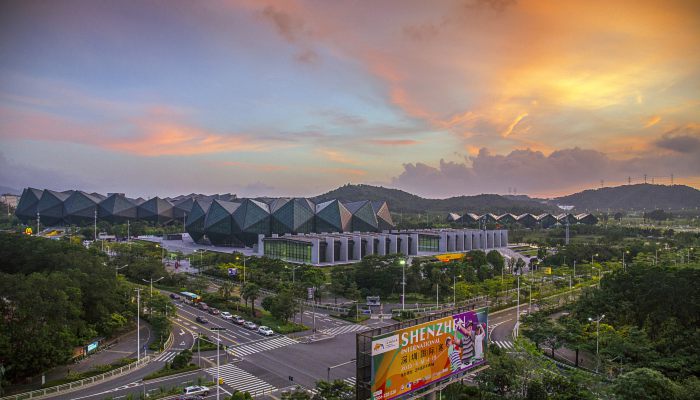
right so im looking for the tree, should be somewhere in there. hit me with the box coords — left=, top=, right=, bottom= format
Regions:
left=227, top=390, right=253, bottom=400
left=170, top=349, right=192, bottom=370
left=487, top=250, right=505, bottom=275
left=612, top=368, right=680, bottom=400
left=281, top=388, right=311, bottom=400
left=218, top=281, right=235, bottom=300
left=241, top=283, right=260, bottom=316
left=312, top=380, right=354, bottom=400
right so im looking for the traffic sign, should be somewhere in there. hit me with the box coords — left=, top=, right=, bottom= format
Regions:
left=228, top=268, right=238, bottom=276
left=307, top=287, right=315, bottom=300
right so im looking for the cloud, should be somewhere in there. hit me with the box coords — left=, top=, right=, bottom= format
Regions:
left=0, top=104, right=274, bottom=157
left=391, top=142, right=700, bottom=198
left=644, top=115, right=661, bottom=128
left=655, top=126, right=700, bottom=154
left=260, top=5, right=306, bottom=43
left=316, top=148, right=358, bottom=165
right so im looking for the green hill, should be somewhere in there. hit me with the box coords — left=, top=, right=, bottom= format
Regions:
left=313, top=184, right=557, bottom=214
left=553, top=184, right=700, bottom=211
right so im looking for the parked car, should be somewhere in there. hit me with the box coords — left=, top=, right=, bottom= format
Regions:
left=243, top=321, right=258, bottom=330
left=183, top=386, right=210, bottom=396
left=233, top=316, right=245, bottom=325
left=221, top=311, right=232, bottom=320
left=169, top=293, right=180, bottom=300
left=196, top=316, right=208, bottom=324
left=258, top=326, right=274, bottom=336
left=208, top=308, right=220, bottom=315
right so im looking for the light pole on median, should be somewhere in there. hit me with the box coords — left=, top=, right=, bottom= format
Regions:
left=236, top=255, right=251, bottom=284
left=286, top=265, right=301, bottom=284
left=327, top=358, right=356, bottom=381
left=211, top=327, right=226, bottom=400
left=589, top=314, right=606, bottom=373
left=134, top=288, right=142, bottom=362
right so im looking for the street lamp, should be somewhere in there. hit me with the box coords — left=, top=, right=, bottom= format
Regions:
left=210, top=327, right=227, bottom=400
left=589, top=314, right=606, bottom=373
left=286, top=265, right=302, bottom=284
left=142, top=276, right=165, bottom=297
left=399, top=259, right=406, bottom=310
left=115, top=264, right=128, bottom=279
left=236, top=255, right=251, bottom=284
left=453, top=274, right=462, bottom=305
left=622, top=250, right=629, bottom=272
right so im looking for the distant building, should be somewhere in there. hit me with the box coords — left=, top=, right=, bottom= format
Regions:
left=256, top=228, right=509, bottom=266
left=446, top=211, right=598, bottom=228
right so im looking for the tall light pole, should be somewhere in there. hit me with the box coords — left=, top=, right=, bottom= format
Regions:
left=515, top=274, right=520, bottom=337
left=622, top=250, right=629, bottom=272
left=94, top=209, right=97, bottom=243
left=589, top=314, right=605, bottom=373
left=135, top=288, right=142, bottom=362
left=399, top=259, right=406, bottom=310
left=36, top=212, right=40, bottom=235
left=211, top=327, right=226, bottom=400
left=237, top=255, right=250, bottom=283
left=142, top=276, right=165, bottom=297
left=287, top=265, right=301, bottom=284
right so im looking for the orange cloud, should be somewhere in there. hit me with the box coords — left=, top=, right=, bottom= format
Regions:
left=644, top=115, right=661, bottom=128
left=316, top=148, right=358, bottom=165
left=218, top=160, right=288, bottom=172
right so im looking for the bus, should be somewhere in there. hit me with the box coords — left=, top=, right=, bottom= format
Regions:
left=180, top=291, right=202, bottom=304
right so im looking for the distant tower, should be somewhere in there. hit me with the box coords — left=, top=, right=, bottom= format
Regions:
left=652, top=177, right=655, bottom=184
left=644, top=174, right=647, bottom=184
left=565, top=219, right=570, bottom=245
left=628, top=176, right=631, bottom=185
left=671, top=174, right=674, bottom=185
left=600, top=180, right=604, bottom=188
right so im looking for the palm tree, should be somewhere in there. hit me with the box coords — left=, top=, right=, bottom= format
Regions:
left=218, top=281, right=234, bottom=300
left=241, top=283, right=260, bottom=317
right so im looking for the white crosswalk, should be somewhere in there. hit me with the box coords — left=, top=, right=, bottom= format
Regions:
left=205, top=363, right=276, bottom=395
left=155, top=351, right=178, bottom=363
left=492, top=340, right=514, bottom=349
left=319, top=324, right=370, bottom=336
left=227, top=336, right=297, bottom=357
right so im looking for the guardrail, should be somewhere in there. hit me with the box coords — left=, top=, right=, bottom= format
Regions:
left=0, top=355, right=153, bottom=400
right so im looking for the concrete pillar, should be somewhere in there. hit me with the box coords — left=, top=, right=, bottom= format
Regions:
left=257, top=234, right=265, bottom=255
left=439, top=232, right=447, bottom=252
left=502, top=230, right=508, bottom=247
left=339, top=237, right=348, bottom=262
left=465, top=231, right=473, bottom=250
left=399, top=234, right=409, bottom=255
left=487, top=231, right=494, bottom=248
left=325, top=237, right=334, bottom=263
left=353, top=235, right=362, bottom=260
left=378, top=235, right=387, bottom=256
left=409, top=233, right=419, bottom=255
left=365, top=235, right=375, bottom=256
left=456, top=232, right=464, bottom=251
left=447, top=232, right=455, bottom=252
left=311, top=238, right=320, bottom=265
left=388, top=234, right=398, bottom=254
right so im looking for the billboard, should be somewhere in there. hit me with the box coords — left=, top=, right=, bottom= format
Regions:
left=370, top=308, right=488, bottom=400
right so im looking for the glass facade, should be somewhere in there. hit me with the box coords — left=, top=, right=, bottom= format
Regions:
left=264, top=239, right=312, bottom=263
left=418, top=234, right=440, bottom=252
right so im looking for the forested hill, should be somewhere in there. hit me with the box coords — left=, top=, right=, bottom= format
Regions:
left=553, top=184, right=700, bottom=211
left=313, top=184, right=558, bottom=214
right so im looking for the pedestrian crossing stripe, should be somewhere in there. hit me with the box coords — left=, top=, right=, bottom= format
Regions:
left=227, top=335, right=297, bottom=357
left=155, top=351, right=178, bottom=363
left=319, top=324, right=370, bottom=336
left=491, top=340, right=514, bottom=349
left=205, top=363, right=276, bottom=395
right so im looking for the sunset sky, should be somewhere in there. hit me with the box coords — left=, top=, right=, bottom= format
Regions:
left=1, top=0, right=699, bottom=198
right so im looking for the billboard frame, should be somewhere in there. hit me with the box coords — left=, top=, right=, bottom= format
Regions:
left=356, top=300, right=486, bottom=400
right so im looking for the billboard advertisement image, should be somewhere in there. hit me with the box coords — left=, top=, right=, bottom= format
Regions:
left=370, top=308, right=488, bottom=400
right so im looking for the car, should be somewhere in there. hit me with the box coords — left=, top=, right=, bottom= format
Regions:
left=208, top=308, right=220, bottom=315
left=196, top=316, right=208, bottom=324
left=197, top=302, right=209, bottom=311
left=258, top=326, right=274, bottom=336
left=183, top=385, right=210, bottom=396
left=178, top=396, right=204, bottom=400
left=243, top=321, right=257, bottom=330
left=221, top=311, right=232, bottom=320
left=233, top=316, right=245, bottom=325
left=169, top=293, right=180, bottom=300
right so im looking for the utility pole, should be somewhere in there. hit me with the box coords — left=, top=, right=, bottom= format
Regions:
left=589, top=314, right=605, bottom=373
left=135, top=288, right=142, bottom=362
left=211, top=327, right=226, bottom=400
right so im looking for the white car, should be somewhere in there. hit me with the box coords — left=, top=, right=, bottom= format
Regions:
left=258, top=326, right=274, bottom=336
left=243, top=321, right=258, bottom=330
left=221, top=311, right=232, bottom=320
left=183, top=385, right=210, bottom=395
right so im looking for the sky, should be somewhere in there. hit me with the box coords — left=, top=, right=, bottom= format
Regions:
left=1, top=0, right=699, bottom=199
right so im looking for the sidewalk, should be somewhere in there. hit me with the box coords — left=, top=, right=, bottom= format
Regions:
left=43, top=320, right=154, bottom=385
